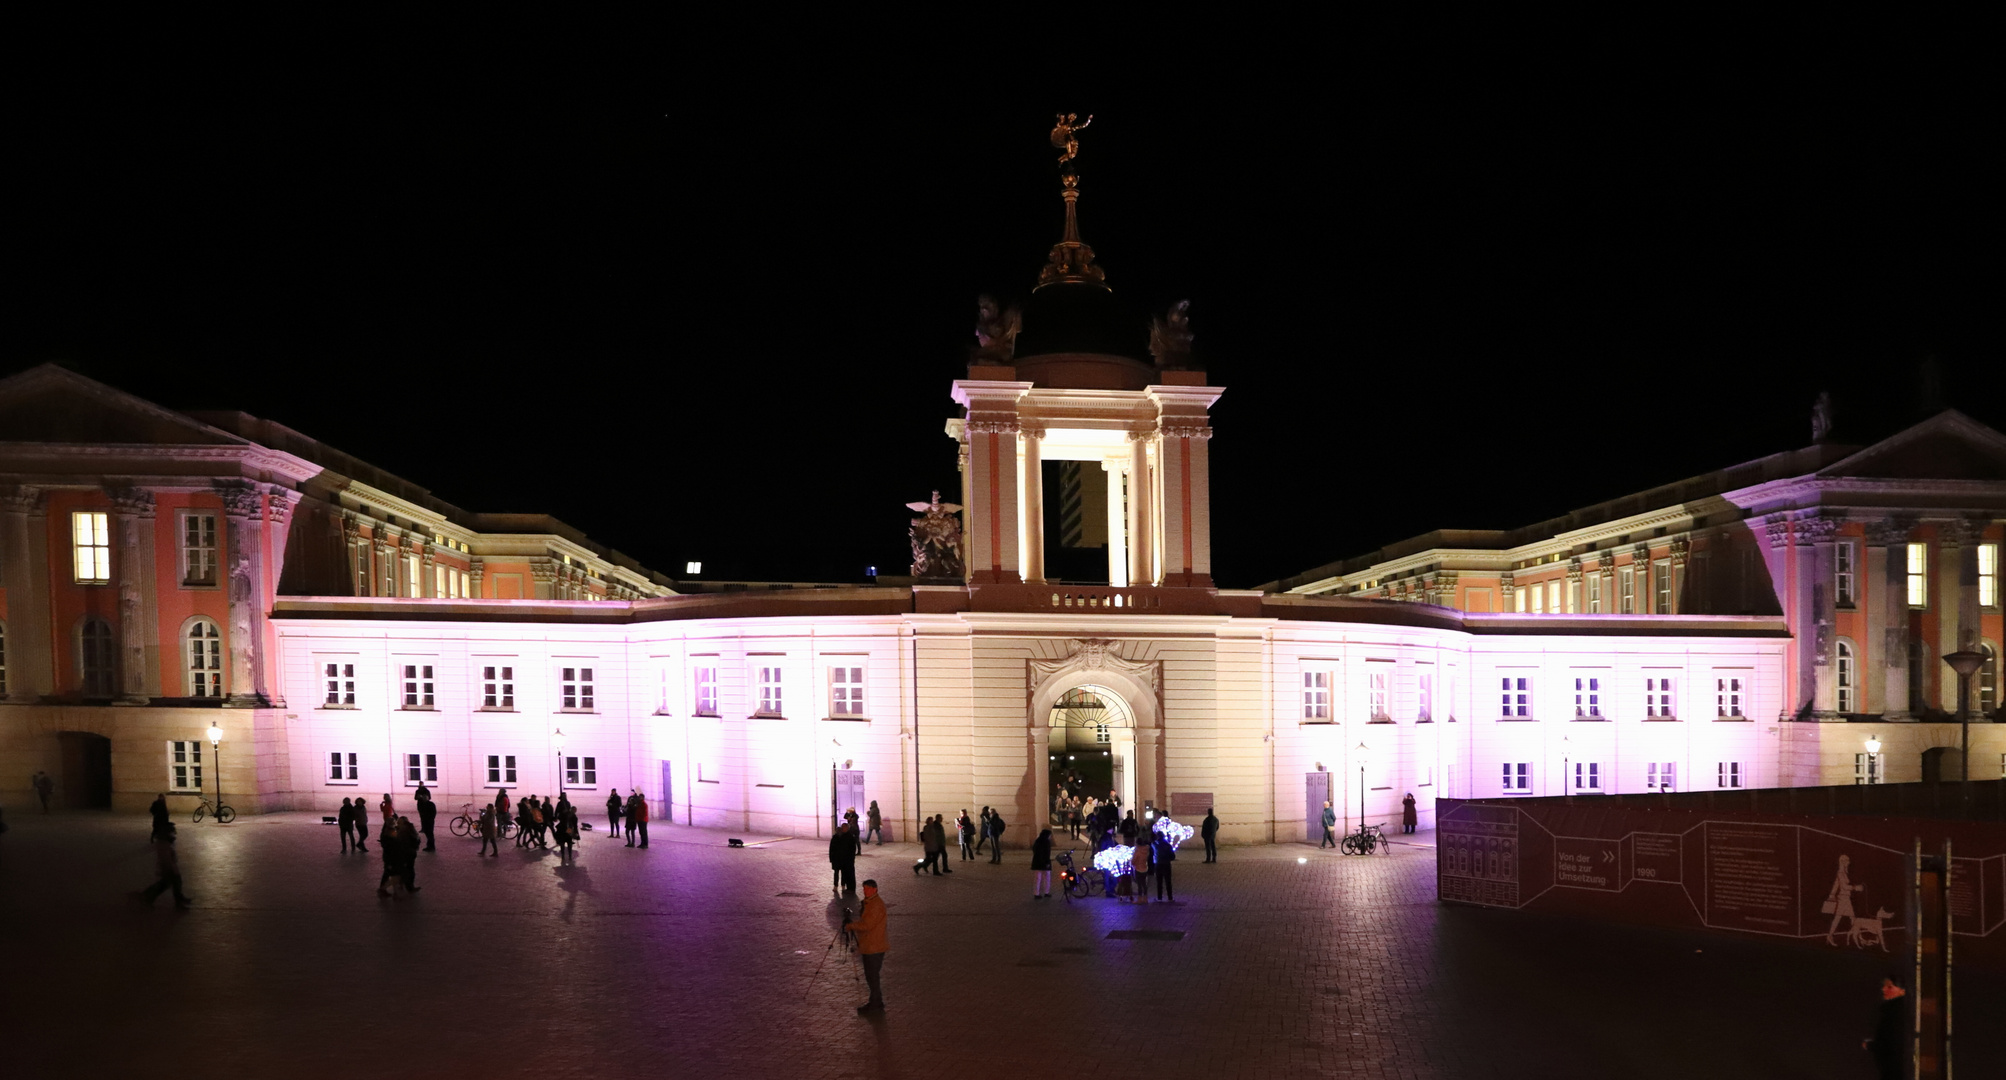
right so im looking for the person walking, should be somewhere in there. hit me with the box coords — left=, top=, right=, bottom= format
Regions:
left=630, top=792, right=649, bottom=848
left=844, top=879, right=889, bottom=1014
left=1401, top=792, right=1418, bottom=835
left=987, top=807, right=1007, bottom=864
left=605, top=789, right=623, bottom=839
left=974, top=807, right=991, bottom=855
left=1152, top=825, right=1177, bottom=902
left=137, top=822, right=190, bottom=908
left=956, top=810, right=975, bottom=861
left=556, top=801, right=578, bottom=863
left=32, top=770, right=54, bottom=813
left=1201, top=807, right=1220, bottom=863
left=149, top=793, right=171, bottom=843
left=514, top=797, right=534, bottom=848
left=1320, top=801, right=1337, bottom=849
left=865, top=800, right=884, bottom=845
left=353, top=797, right=371, bottom=854
left=337, top=797, right=356, bottom=853
left=416, top=783, right=437, bottom=851
left=528, top=797, right=548, bottom=849
left=1862, top=976, right=1908, bottom=1080
left=1030, top=827, right=1053, bottom=899
left=830, top=822, right=859, bottom=896
left=477, top=805, right=499, bottom=857
left=914, top=815, right=941, bottom=875
left=377, top=793, right=396, bottom=845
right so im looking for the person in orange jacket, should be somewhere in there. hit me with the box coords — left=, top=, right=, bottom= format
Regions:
left=844, top=880, right=888, bottom=1013
left=627, top=792, right=649, bottom=848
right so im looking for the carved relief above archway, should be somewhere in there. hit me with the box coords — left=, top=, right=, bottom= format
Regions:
left=1026, top=639, right=1160, bottom=724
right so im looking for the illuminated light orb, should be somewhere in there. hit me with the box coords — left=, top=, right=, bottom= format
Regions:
left=1297, top=857, right=1308, bottom=864
left=1151, top=815, right=1195, bottom=850
left=1093, top=846, right=1136, bottom=876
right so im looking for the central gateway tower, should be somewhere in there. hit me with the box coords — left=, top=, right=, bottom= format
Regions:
left=951, top=117, right=1222, bottom=589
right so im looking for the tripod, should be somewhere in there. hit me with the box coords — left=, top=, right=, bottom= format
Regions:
left=807, top=919, right=859, bottom=996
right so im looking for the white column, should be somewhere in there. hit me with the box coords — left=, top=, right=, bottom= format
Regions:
left=1128, top=431, right=1153, bottom=586
left=1883, top=523, right=1912, bottom=720
left=110, top=488, right=155, bottom=705
left=1863, top=529, right=1890, bottom=714
left=219, top=483, right=266, bottom=707
left=1030, top=728, right=1050, bottom=839
left=1103, top=459, right=1128, bottom=587
left=1135, top=728, right=1160, bottom=812
left=2, top=487, right=53, bottom=700
left=1021, top=424, right=1045, bottom=584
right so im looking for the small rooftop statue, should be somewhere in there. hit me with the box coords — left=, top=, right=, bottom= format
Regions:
left=1148, top=300, right=1195, bottom=369
left=1811, top=391, right=1834, bottom=443
left=971, top=294, right=1022, bottom=365
left=1050, top=112, right=1092, bottom=168
left=906, top=491, right=965, bottom=582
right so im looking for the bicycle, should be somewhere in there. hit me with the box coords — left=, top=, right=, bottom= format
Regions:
left=1059, top=850, right=1106, bottom=901
left=191, top=796, right=236, bottom=823
left=448, top=802, right=515, bottom=839
left=1339, top=822, right=1390, bottom=856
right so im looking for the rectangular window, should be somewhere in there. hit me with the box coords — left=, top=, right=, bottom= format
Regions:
left=1905, top=542, right=1927, bottom=607
left=694, top=665, right=718, bottom=716
left=1573, top=676, right=1601, bottom=719
left=1514, top=586, right=1527, bottom=613
left=757, top=665, right=783, bottom=715
left=406, top=554, right=422, bottom=598
left=564, top=755, right=598, bottom=786
left=1653, top=561, right=1672, bottom=614
left=1715, top=677, right=1745, bottom=718
left=1836, top=645, right=1856, bottom=713
left=180, top=512, right=219, bottom=586
left=1528, top=584, right=1544, bottom=614
left=381, top=548, right=395, bottom=597
left=322, top=661, right=356, bottom=707
left=1619, top=568, right=1636, bottom=614
left=560, top=666, right=595, bottom=711
left=1301, top=669, right=1331, bottom=720
left=1854, top=753, right=1882, bottom=786
left=405, top=753, right=438, bottom=784
left=1574, top=761, right=1601, bottom=791
left=830, top=665, right=866, bottom=717
left=1717, top=761, right=1742, bottom=788
left=1367, top=671, right=1390, bottom=720
left=1417, top=671, right=1434, bottom=722
left=1834, top=541, right=1856, bottom=608
left=1548, top=580, right=1561, bottom=614
left=1980, top=543, right=1999, bottom=608
left=1500, top=676, right=1532, bottom=719
left=353, top=543, right=371, bottom=596
left=327, top=751, right=358, bottom=783
left=434, top=564, right=446, bottom=598
left=1647, top=761, right=1678, bottom=791
left=1502, top=762, right=1530, bottom=792
left=486, top=754, right=517, bottom=785
left=654, top=663, right=674, bottom=714
left=401, top=663, right=435, bottom=708
left=1586, top=574, right=1603, bottom=614
left=167, top=741, right=203, bottom=792
left=1646, top=677, right=1676, bottom=719
left=1094, top=722, right=1111, bottom=744
left=482, top=665, right=514, bottom=709
left=72, top=511, right=111, bottom=582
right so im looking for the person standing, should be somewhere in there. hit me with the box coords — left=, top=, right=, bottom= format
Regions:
left=1129, top=832, right=1152, bottom=904
left=337, top=797, right=356, bottom=853
left=914, top=815, right=940, bottom=875
left=956, top=810, right=975, bottom=861
left=1152, top=826, right=1176, bottom=902
left=1401, top=792, right=1418, bottom=835
left=415, top=783, right=437, bottom=851
left=830, top=822, right=858, bottom=895
left=377, top=793, right=396, bottom=845
left=865, top=800, right=884, bottom=845
left=987, top=807, right=1007, bottom=864
left=845, top=807, right=862, bottom=856
left=1030, top=827, right=1053, bottom=899
left=605, top=789, right=623, bottom=839
left=623, top=791, right=640, bottom=846
left=137, top=822, right=190, bottom=907
left=631, top=792, right=650, bottom=848
left=477, top=805, right=499, bottom=857
left=556, top=801, right=578, bottom=863
left=844, top=879, right=889, bottom=1014
left=353, top=797, right=371, bottom=854
left=1201, top=807, right=1220, bottom=863
left=1119, top=810, right=1138, bottom=847
left=32, top=770, right=54, bottom=813
left=149, top=793, right=171, bottom=843
left=1320, top=802, right=1337, bottom=849
left=974, top=807, right=991, bottom=855
left=1862, top=976, right=1907, bottom=1080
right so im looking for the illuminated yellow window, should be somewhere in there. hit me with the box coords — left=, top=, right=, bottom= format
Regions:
left=1980, top=543, right=1998, bottom=608
left=72, top=512, right=110, bottom=582
left=1905, top=543, right=1927, bottom=608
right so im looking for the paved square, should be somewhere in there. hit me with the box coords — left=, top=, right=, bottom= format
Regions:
left=2, top=811, right=1999, bottom=1079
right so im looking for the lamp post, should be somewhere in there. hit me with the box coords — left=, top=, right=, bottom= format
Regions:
left=1562, top=735, right=1570, bottom=798
left=1865, top=736, right=1882, bottom=785
left=1942, top=649, right=1985, bottom=794
left=1354, top=742, right=1368, bottom=830
left=206, top=722, right=224, bottom=824
left=552, top=728, right=566, bottom=803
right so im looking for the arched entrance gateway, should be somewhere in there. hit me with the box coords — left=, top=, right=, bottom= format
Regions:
left=1047, top=686, right=1135, bottom=814
left=1028, top=640, right=1161, bottom=829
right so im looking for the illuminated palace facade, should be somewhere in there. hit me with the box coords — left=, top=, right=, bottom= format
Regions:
left=3, top=181, right=2001, bottom=843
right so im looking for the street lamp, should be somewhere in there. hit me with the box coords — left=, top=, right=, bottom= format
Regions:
left=552, top=727, right=567, bottom=801
left=1354, top=742, right=1368, bottom=829
left=1562, top=735, right=1571, bottom=798
left=206, top=723, right=224, bottom=824
left=1865, top=736, right=1882, bottom=785
left=1943, top=649, right=1986, bottom=791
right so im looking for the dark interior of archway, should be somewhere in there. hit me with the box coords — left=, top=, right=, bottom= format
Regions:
left=1044, top=460, right=1111, bottom=584
left=57, top=732, right=113, bottom=809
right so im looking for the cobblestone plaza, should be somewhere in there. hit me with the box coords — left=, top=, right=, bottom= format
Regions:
left=3, top=811, right=2000, bottom=1079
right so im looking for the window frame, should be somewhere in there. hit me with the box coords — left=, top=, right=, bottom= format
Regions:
left=1586, top=573, right=1603, bottom=614
left=1653, top=560, right=1672, bottom=615
left=1646, top=761, right=1678, bottom=792
left=755, top=664, right=784, bottom=717
left=182, top=616, right=224, bottom=698
left=1645, top=675, right=1677, bottom=720
left=1905, top=542, right=1928, bottom=608
left=167, top=740, right=204, bottom=792
left=177, top=510, right=221, bottom=589
left=1618, top=567, right=1636, bottom=614
left=693, top=664, right=719, bottom=717
left=1416, top=670, right=1434, bottom=723
left=485, top=753, right=518, bottom=787
left=1715, top=675, right=1747, bottom=719
left=559, top=665, right=596, bottom=712
left=326, top=750, right=359, bottom=785
left=1499, top=675, right=1533, bottom=720
left=1834, top=540, right=1856, bottom=609
left=321, top=658, right=358, bottom=708
left=1573, top=760, right=1601, bottom=792
left=1366, top=669, right=1391, bottom=722
left=1573, top=675, right=1602, bottom=720
left=1854, top=752, right=1883, bottom=785
left=404, top=752, right=439, bottom=786
left=563, top=754, right=598, bottom=788
left=1980, top=543, right=1999, bottom=609
left=1717, top=761, right=1742, bottom=789
left=1501, top=761, right=1531, bottom=793
left=72, top=510, right=112, bottom=584
left=1836, top=640, right=1857, bottom=714
left=829, top=664, right=866, bottom=719
left=399, top=661, right=436, bottom=710
left=1301, top=667, right=1333, bottom=721
left=77, top=617, right=116, bottom=697
left=481, top=664, right=516, bottom=710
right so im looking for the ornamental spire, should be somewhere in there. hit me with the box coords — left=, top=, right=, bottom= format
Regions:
left=1036, top=112, right=1109, bottom=291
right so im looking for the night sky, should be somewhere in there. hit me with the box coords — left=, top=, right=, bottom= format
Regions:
left=11, top=33, right=1999, bottom=587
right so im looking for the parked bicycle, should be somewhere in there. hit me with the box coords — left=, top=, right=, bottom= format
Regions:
left=448, top=802, right=515, bottom=839
left=1340, top=822, right=1389, bottom=855
left=191, top=796, right=235, bottom=823
left=1058, top=849, right=1105, bottom=901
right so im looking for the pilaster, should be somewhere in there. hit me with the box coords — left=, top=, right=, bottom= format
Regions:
left=1135, top=727, right=1160, bottom=811
left=1127, top=429, right=1154, bottom=586
left=1021, top=422, right=1046, bottom=584
left=1102, top=459, right=1129, bottom=587
left=952, top=380, right=1032, bottom=586
left=1029, top=728, right=1050, bottom=836
left=107, top=486, right=155, bottom=705
left=1874, top=519, right=1915, bottom=720
left=1937, top=518, right=1980, bottom=711
left=1798, top=513, right=1840, bottom=718
left=1, top=486, right=53, bottom=700
left=216, top=481, right=267, bottom=707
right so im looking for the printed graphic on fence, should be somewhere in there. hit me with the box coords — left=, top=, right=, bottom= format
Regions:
left=1437, top=801, right=2006, bottom=962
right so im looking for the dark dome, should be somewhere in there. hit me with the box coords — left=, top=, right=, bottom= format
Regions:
left=1014, top=282, right=1146, bottom=360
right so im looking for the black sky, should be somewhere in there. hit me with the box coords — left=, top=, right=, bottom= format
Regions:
left=10, top=28, right=2000, bottom=586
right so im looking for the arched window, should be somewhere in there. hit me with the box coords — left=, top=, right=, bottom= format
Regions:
left=1835, top=640, right=1856, bottom=715
left=78, top=617, right=115, bottom=697
left=184, top=617, right=223, bottom=697
left=1981, top=640, right=1999, bottom=716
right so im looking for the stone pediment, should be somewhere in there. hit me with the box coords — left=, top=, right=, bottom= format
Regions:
left=1027, top=638, right=1159, bottom=698
left=0, top=364, right=245, bottom=447
left=1816, top=411, right=2006, bottom=483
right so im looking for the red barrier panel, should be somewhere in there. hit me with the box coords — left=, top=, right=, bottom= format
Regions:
left=1437, top=798, right=2006, bottom=969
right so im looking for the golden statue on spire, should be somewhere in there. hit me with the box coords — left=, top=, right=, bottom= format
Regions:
left=1050, top=112, right=1092, bottom=167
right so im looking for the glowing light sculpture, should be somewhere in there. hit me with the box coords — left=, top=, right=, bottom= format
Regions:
left=1152, top=815, right=1195, bottom=850
left=1093, top=846, right=1136, bottom=876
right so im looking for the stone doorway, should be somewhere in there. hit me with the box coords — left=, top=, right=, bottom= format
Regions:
left=57, top=731, right=113, bottom=809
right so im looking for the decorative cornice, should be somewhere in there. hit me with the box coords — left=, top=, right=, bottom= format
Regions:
left=0, top=484, right=46, bottom=513
left=214, top=480, right=263, bottom=520
left=964, top=418, right=1021, bottom=436
left=1935, top=517, right=1984, bottom=547
left=1668, top=538, right=1690, bottom=566
left=105, top=485, right=156, bottom=517
left=1763, top=513, right=1793, bottom=546
left=265, top=486, right=303, bottom=528
left=1794, top=512, right=1840, bottom=546
left=1565, top=559, right=1583, bottom=583
left=1019, top=421, right=1047, bottom=440
left=1159, top=420, right=1213, bottom=440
